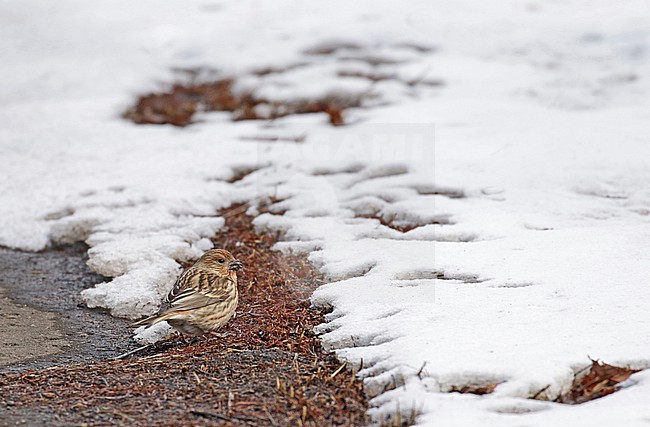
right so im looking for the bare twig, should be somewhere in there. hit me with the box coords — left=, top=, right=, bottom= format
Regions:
left=113, top=344, right=152, bottom=360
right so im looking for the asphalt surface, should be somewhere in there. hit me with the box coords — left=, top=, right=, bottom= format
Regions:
left=0, top=244, right=133, bottom=374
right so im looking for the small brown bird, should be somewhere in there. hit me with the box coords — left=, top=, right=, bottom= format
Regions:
left=132, top=249, right=243, bottom=336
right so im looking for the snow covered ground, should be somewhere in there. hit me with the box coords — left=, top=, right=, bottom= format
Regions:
left=1, top=0, right=650, bottom=425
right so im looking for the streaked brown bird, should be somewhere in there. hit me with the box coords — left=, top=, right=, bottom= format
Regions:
left=132, top=249, right=243, bottom=336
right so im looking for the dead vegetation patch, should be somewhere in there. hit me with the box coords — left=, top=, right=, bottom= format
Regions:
left=124, top=43, right=442, bottom=129
left=446, top=359, right=643, bottom=405
left=303, top=42, right=363, bottom=56
left=532, top=359, right=641, bottom=404
left=411, top=185, right=464, bottom=199
left=225, top=165, right=262, bottom=184
left=0, top=204, right=368, bottom=426
left=336, top=70, right=443, bottom=88
left=238, top=134, right=307, bottom=144
left=359, top=214, right=421, bottom=233
left=449, top=383, right=500, bottom=395
left=310, top=164, right=366, bottom=176
left=337, top=70, right=397, bottom=83
left=124, top=78, right=359, bottom=127
left=358, top=212, right=449, bottom=233
left=446, top=359, right=643, bottom=406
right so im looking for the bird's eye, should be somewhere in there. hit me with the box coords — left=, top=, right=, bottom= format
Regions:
left=218, top=258, right=225, bottom=263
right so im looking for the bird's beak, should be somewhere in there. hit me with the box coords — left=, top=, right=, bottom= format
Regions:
left=229, top=259, right=243, bottom=271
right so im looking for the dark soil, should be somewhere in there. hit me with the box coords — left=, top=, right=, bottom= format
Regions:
left=0, top=206, right=368, bottom=426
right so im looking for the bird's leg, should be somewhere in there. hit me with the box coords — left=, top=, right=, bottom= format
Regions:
left=173, top=332, right=203, bottom=346
left=178, top=333, right=190, bottom=346
left=150, top=331, right=183, bottom=350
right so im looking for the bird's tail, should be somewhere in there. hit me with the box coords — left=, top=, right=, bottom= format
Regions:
left=130, top=314, right=163, bottom=328
left=131, top=309, right=183, bottom=328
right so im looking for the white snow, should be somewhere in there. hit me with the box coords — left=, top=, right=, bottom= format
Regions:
left=1, top=0, right=650, bottom=425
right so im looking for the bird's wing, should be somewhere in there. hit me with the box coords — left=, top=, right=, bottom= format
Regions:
left=166, top=287, right=230, bottom=311
left=163, top=271, right=233, bottom=312
left=164, top=269, right=193, bottom=304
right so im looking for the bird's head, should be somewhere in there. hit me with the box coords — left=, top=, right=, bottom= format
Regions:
left=196, top=249, right=243, bottom=277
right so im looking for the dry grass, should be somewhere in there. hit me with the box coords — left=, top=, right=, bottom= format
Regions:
left=124, top=78, right=359, bottom=127
left=531, top=359, right=642, bottom=404
left=448, top=383, right=499, bottom=396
